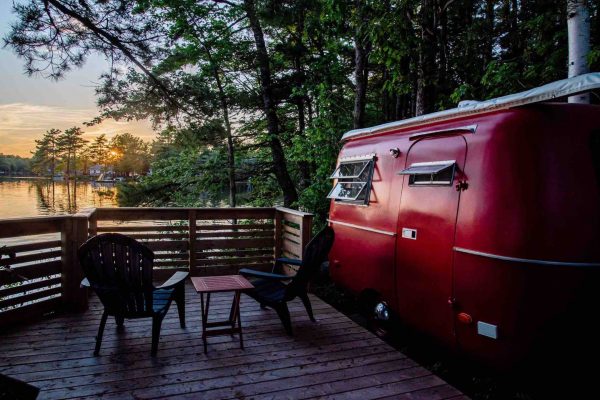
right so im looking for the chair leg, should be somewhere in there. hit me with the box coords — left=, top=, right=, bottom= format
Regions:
left=151, top=315, right=164, bottom=356
left=275, top=303, right=293, bottom=336
left=174, top=284, right=186, bottom=328
left=94, top=311, right=109, bottom=356
left=299, top=293, right=316, bottom=322
left=115, top=315, right=125, bottom=332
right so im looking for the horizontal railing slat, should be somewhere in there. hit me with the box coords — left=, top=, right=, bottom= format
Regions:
left=197, top=223, right=274, bottom=231
left=0, top=250, right=62, bottom=267
left=195, top=263, right=273, bottom=275
left=283, top=225, right=300, bottom=236
left=0, top=217, right=65, bottom=239
left=142, top=241, right=189, bottom=252
left=0, top=297, right=61, bottom=326
left=196, top=230, right=273, bottom=239
left=196, top=238, right=275, bottom=250
left=8, top=261, right=62, bottom=281
left=119, top=233, right=188, bottom=240
left=0, top=286, right=62, bottom=309
left=96, top=225, right=188, bottom=232
left=196, top=249, right=273, bottom=258
left=153, top=260, right=189, bottom=267
left=196, top=256, right=274, bottom=266
left=0, top=277, right=62, bottom=297
left=0, top=240, right=62, bottom=254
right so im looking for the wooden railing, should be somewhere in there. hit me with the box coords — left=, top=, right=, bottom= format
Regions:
left=0, top=207, right=313, bottom=328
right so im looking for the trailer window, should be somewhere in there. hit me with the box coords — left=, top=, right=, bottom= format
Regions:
left=328, top=158, right=375, bottom=204
left=399, top=160, right=456, bottom=186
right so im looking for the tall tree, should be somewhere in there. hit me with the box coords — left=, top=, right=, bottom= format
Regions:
left=58, top=127, right=87, bottom=179
left=353, top=0, right=371, bottom=128
left=31, top=128, right=61, bottom=176
left=89, top=134, right=110, bottom=173
left=568, top=0, right=591, bottom=103
left=243, top=0, right=298, bottom=206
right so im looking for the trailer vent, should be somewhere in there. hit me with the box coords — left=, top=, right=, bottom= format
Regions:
left=399, top=160, right=456, bottom=186
left=328, top=158, right=375, bottom=204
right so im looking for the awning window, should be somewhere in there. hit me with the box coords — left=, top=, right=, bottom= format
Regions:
left=327, top=182, right=367, bottom=201
left=330, top=160, right=371, bottom=179
left=399, top=160, right=456, bottom=186
left=328, top=157, right=375, bottom=204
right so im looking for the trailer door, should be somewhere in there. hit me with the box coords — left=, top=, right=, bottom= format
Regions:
left=395, top=135, right=467, bottom=347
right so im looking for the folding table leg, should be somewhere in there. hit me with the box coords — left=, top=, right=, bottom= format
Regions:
left=200, top=293, right=208, bottom=354
left=236, top=291, right=244, bottom=350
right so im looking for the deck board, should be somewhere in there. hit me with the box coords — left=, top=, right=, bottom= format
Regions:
left=0, top=282, right=466, bottom=399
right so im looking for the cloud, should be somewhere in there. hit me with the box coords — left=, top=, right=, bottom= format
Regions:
left=0, top=103, right=155, bottom=156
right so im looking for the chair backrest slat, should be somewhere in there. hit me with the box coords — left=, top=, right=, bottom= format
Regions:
left=286, top=226, right=334, bottom=299
left=79, top=233, right=155, bottom=317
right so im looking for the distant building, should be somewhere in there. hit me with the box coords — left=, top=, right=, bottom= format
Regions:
left=89, top=165, right=113, bottom=176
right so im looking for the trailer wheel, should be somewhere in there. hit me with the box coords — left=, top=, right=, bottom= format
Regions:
left=357, top=289, right=384, bottom=331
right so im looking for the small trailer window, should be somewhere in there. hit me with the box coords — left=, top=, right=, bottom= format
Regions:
left=328, top=158, right=375, bottom=204
left=399, top=160, right=456, bottom=186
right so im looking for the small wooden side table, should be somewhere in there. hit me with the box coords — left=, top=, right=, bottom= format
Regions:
left=191, top=275, right=254, bottom=354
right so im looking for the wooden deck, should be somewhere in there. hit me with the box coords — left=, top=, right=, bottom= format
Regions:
left=0, top=282, right=466, bottom=399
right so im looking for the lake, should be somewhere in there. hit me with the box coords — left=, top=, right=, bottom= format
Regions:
left=0, top=178, right=119, bottom=219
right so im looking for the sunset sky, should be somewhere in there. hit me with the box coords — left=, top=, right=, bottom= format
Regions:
left=0, top=1, right=155, bottom=157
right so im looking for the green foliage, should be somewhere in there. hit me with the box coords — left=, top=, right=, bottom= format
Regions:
left=117, top=146, right=229, bottom=206
left=5, top=0, right=599, bottom=226
left=109, top=133, right=151, bottom=176
left=0, top=154, right=31, bottom=176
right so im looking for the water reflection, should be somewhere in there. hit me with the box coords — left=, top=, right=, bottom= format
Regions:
left=0, top=178, right=119, bottom=218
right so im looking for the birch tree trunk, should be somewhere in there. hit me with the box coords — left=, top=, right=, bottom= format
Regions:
left=567, top=0, right=591, bottom=103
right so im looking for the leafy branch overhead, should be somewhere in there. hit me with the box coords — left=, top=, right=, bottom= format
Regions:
left=5, top=0, right=599, bottom=224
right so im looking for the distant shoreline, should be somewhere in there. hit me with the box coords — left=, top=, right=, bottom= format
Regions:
left=0, top=176, right=49, bottom=180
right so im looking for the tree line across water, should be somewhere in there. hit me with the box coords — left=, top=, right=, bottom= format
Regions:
left=4, top=1, right=600, bottom=225
left=30, top=129, right=151, bottom=179
left=0, top=155, right=31, bottom=176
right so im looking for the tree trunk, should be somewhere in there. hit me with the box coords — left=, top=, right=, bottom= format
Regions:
left=243, top=0, right=298, bottom=206
left=353, top=0, right=370, bottom=129
left=416, top=0, right=436, bottom=116
left=567, top=0, right=591, bottom=103
left=209, top=54, right=237, bottom=208
left=484, top=0, right=495, bottom=69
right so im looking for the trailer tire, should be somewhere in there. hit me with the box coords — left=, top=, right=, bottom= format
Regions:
left=357, top=289, right=382, bottom=330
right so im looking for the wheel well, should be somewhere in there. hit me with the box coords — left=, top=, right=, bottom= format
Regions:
left=357, top=288, right=381, bottom=317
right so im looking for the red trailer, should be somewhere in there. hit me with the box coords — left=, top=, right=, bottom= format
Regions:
left=327, top=73, right=600, bottom=369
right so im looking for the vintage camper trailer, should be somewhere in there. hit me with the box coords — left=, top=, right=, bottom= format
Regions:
left=327, top=73, right=600, bottom=369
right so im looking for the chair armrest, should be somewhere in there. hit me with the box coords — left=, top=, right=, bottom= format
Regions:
left=81, top=278, right=90, bottom=288
left=157, top=271, right=189, bottom=290
left=239, top=268, right=293, bottom=280
left=275, top=257, right=302, bottom=266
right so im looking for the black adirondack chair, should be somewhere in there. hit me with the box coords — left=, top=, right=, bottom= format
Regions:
left=239, top=226, right=334, bottom=335
left=78, top=233, right=188, bottom=356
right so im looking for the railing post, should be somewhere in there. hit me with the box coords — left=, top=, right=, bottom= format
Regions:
left=300, top=213, right=313, bottom=259
left=274, top=209, right=283, bottom=260
left=88, top=208, right=97, bottom=237
left=61, top=215, right=89, bottom=312
left=188, top=210, right=197, bottom=275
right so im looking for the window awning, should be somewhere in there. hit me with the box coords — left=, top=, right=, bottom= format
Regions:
left=399, top=160, right=455, bottom=175
left=330, top=160, right=371, bottom=179
left=327, top=182, right=367, bottom=201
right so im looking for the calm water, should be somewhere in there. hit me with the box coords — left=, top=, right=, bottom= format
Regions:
left=0, top=178, right=119, bottom=219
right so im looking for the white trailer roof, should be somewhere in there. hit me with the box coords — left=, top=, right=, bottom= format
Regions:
left=342, top=72, right=600, bottom=142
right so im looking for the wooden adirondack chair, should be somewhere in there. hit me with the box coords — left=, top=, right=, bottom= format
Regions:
left=78, top=233, right=188, bottom=356
left=239, top=226, right=334, bottom=335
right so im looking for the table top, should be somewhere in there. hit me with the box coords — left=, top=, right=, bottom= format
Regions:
left=191, top=275, right=254, bottom=293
